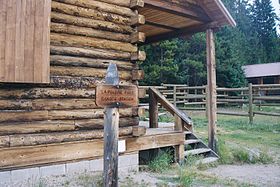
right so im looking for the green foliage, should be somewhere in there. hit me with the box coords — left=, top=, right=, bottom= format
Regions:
left=140, top=0, right=280, bottom=87
left=148, top=151, right=172, bottom=173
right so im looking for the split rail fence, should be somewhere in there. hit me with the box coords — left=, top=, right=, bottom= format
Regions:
left=139, top=84, right=280, bottom=123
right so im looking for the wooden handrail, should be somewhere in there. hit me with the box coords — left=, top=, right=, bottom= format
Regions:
left=149, top=87, right=193, bottom=131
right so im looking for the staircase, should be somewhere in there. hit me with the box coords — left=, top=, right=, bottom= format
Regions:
left=147, top=87, right=219, bottom=164
left=184, top=130, right=219, bottom=164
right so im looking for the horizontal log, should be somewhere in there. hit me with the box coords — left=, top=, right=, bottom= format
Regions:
left=51, top=1, right=131, bottom=25
left=0, top=87, right=95, bottom=99
left=50, top=76, right=132, bottom=89
left=132, top=126, right=146, bottom=137
left=0, top=120, right=76, bottom=135
left=51, top=23, right=130, bottom=42
left=130, top=0, right=145, bottom=9
left=0, top=99, right=97, bottom=110
left=130, top=14, right=145, bottom=26
left=0, top=108, right=138, bottom=123
left=0, top=132, right=184, bottom=170
left=132, top=69, right=144, bottom=80
left=253, top=96, right=280, bottom=101
left=50, top=33, right=138, bottom=53
left=98, top=0, right=130, bottom=7
left=0, top=117, right=138, bottom=135
left=53, top=0, right=136, bottom=17
left=8, top=127, right=133, bottom=147
left=51, top=12, right=134, bottom=34
left=130, top=32, right=146, bottom=43
left=254, top=111, right=280, bottom=117
left=50, top=66, right=132, bottom=80
left=0, top=136, right=9, bottom=148
left=131, top=51, right=146, bottom=61
left=217, top=111, right=249, bottom=117
left=74, top=117, right=139, bottom=130
left=50, top=55, right=135, bottom=70
left=50, top=46, right=131, bottom=60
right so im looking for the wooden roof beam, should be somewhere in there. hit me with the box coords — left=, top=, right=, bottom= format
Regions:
left=144, top=0, right=211, bottom=23
left=145, top=21, right=177, bottom=31
left=144, top=22, right=218, bottom=44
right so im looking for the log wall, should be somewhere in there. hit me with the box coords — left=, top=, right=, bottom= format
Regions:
left=0, top=0, right=145, bottom=170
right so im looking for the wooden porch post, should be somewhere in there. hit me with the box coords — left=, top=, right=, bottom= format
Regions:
left=206, top=28, right=217, bottom=152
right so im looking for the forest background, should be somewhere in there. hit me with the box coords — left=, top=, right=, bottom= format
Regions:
left=140, top=0, right=280, bottom=88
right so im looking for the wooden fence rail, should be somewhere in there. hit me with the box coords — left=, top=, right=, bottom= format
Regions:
left=140, top=83, right=280, bottom=124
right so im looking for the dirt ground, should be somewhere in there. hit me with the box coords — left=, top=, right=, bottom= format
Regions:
left=24, top=164, right=279, bottom=187
left=205, top=164, right=280, bottom=187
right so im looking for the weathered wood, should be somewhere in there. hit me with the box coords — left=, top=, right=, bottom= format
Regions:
left=96, top=85, right=138, bottom=108
left=132, top=126, right=146, bottom=137
left=254, top=111, right=280, bottom=117
left=132, top=70, right=145, bottom=80
left=0, top=117, right=138, bottom=135
left=51, top=1, right=131, bottom=25
left=51, top=23, right=131, bottom=42
left=50, top=33, right=138, bottom=53
left=0, top=87, right=96, bottom=99
left=50, top=66, right=132, bottom=80
left=126, top=132, right=184, bottom=152
left=50, top=55, right=134, bottom=70
left=0, top=120, right=75, bottom=135
left=0, top=108, right=138, bottom=123
left=130, top=14, right=145, bottom=26
left=103, top=63, right=119, bottom=187
left=0, top=132, right=184, bottom=170
left=51, top=12, right=134, bottom=34
left=149, top=88, right=158, bottom=128
left=8, top=126, right=132, bottom=147
left=206, top=29, right=217, bottom=152
left=131, top=51, right=146, bottom=61
left=138, top=88, right=146, bottom=99
left=130, top=0, right=145, bottom=9
left=149, top=88, right=193, bottom=127
left=0, top=0, right=51, bottom=83
left=174, top=114, right=183, bottom=131
left=74, top=117, right=139, bottom=130
left=50, top=46, right=131, bottom=60
left=53, top=0, right=136, bottom=17
left=248, top=83, right=254, bottom=124
left=130, top=32, right=146, bottom=43
left=175, top=144, right=184, bottom=164
left=98, top=0, right=130, bottom=7
left=0, top=98, right=97, bottom=110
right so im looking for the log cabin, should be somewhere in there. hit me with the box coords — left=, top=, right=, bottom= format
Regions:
left=0, top=0, right=236, bottom=184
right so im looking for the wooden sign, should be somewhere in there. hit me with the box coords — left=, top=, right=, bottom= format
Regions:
left=96, top=85, right=138, bottom=108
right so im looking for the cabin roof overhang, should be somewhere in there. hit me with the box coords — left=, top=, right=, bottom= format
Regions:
left=139, top=0, right=236, bottom=44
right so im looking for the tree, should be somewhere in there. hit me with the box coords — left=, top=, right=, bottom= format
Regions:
left=251, top=0, right=280, bottom=63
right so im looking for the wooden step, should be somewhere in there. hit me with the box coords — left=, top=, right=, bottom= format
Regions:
left=195, top=157, right=219, bottom=164
left=185, top=139, right=200, bottom=145
left=184, top=131, right=192, bottom=135
left=184, top=148, right=211, bottom=156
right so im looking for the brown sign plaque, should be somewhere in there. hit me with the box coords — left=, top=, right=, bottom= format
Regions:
left=96, top=85, right=138, bottom=108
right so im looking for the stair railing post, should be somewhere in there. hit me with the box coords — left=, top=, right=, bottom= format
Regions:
left=173, top=86, right=177, bottom=107
left=149, top=88, right=158, bottom=128
left=248, top=83, right=254, bottom=124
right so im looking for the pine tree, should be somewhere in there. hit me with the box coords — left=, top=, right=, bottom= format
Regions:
left=251, top=0, right=279, bottom=63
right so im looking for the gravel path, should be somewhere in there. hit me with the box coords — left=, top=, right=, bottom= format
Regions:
left=205, top=164, right=280, bottom=187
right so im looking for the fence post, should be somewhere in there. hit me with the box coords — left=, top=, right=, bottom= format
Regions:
left=173, top=86, right=177, bottom=107
left=149, top=88, right=158, bottom=128
left=248, top=83, right=254, bottom=124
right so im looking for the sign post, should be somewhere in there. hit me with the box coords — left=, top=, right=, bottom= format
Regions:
left=96, top=63, right=138, bottom=187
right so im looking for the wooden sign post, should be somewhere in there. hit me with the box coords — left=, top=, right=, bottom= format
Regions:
left=96, top=63, right=138, bottom=187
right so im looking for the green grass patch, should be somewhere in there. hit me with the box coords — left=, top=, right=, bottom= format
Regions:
left=148, top=151, right=173, bottom=173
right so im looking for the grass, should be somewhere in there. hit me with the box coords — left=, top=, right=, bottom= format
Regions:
left=148, top=151, right=173, bottom=173
left=145, top=108, right=279, bottom=186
